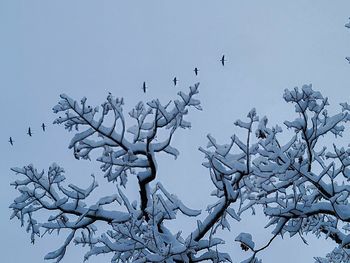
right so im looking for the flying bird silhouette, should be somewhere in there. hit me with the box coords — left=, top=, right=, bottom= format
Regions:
left=173, top=77, right=178, bottom=86
left=142, top=81, right=147, bottom=93
left=8, top=137, right=14, bottom=146
left=220, top=55, right=227, bottom=66
left=346, top=18, right=350, bottom=29
left=346, top=57, right=350, bottom=63
left=194, top=67, right=199, bottom=76
left=27, top=127, right=33, bottom=137
left=41, top=123, right=46, bottom=131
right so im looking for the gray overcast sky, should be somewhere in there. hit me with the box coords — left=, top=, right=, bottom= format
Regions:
left=1, top=1, right=350, bottom=262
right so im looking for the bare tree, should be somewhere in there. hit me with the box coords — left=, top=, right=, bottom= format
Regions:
left=10, top=83, right=350, bottom=262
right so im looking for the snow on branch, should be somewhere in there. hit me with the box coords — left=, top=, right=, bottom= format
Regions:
left=11, top=83, right=350, bottom=262
left=10, top=163, right=131, bottom=262
left=53, top=83, right=201, bottom=221
left=80, top=183, right=206, bottom=262
left=196, top=85, right=350, bottom=262
left=52, top=83, right=200, bottom=186
left=250, top=85, right=350, bottom=262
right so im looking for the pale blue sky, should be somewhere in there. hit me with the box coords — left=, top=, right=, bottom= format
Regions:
left=1, top=1, right=350, bottom=262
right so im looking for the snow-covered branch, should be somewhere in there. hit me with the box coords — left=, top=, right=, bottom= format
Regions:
left=11, top=83, right=350, bottom=262
left=53, top=83, right=201, bottom=219
left=10, top=163, right=131, bottom=262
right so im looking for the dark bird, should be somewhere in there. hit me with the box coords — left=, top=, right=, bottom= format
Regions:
left=240, top=243, right=249, bottom=251
left=346, top=18, right=350, bottom=29
left=8, top=137, right=14, bottom=146
left=346, top=57, right=350, bottom=64
left=142, top=81, right=147, bottom=93
left=298, top=156, right=303, bottom=164
left=220, top=55, right=227, bottom=66
left=257, top=130, right=266, bottom=139
left=173, top=77, right=178, bottom=86
left=27, top=127, right=33, bottom=137
left=41, top=123, right=46, bottom=131
left=194, top=67, right=199, bottom=76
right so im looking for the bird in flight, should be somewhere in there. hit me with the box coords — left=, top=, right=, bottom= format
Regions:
left=194, top=67, right=199, bottom=76
left=173, top=77, right=178, bottom=86
left=142, top=81, right=147, bottom=93
left=346, top=57, right=350, bottom=63
left=220, top=55, right=227, bottom=66
left=41, top=123, right=46, bottom=131
left=8, top=137, right=14, bottom=146
left=27, top=127, right=33, bottom=137
left=346, top=18, right=350, bottom=29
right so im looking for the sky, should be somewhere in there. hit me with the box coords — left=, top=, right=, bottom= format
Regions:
left=1, top=1, right=350, bottom=262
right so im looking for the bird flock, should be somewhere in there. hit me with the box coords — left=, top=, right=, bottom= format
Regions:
left=8, top=54, right=227, bottom=146
left=141, top=54, right=226, bottom=93
left=8, top=123, right=46, bottom=146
